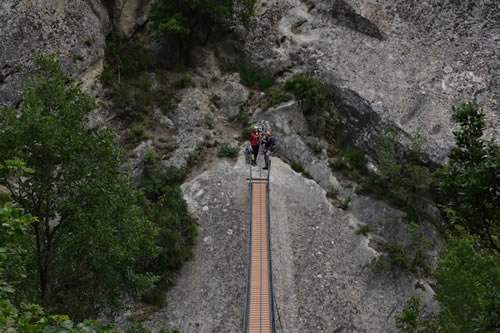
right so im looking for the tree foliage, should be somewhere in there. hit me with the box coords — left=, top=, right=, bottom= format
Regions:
left=396, top=231, right=500, bottom=333
left=149, top=0, right=254, bottom=36
left=396, top=103, right=500, bottom=333
left=285, top=74, right=331, bottom=114
left=138, top=155, right=197, bottom=279
left=0, top=203, right=116, bottom=332
left=284, top=74, right=337, bottom=138
left=0, top=55, right=160, bottom=319
left=149, top=0, right=255, bottom=63
left=437, top=103, right=499, bottom=252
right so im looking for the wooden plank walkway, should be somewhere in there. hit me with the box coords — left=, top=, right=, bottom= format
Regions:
left=248, top=182, right=272, bottom=333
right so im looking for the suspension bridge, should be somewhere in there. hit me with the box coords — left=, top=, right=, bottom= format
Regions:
left=243, top=159, right=279, bottom=333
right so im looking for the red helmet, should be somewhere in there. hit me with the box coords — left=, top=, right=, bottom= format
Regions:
left=266, top=131, right=271, bottom=136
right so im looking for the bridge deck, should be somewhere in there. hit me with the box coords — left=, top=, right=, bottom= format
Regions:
left=247, top=181, right=272, bottom=333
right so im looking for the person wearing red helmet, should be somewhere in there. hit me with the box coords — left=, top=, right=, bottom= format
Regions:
left=262, top=130, right=276, bottom=170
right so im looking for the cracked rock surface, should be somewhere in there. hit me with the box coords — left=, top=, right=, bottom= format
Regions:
left=0, top=0, right=111, bottom=106
left=240, top=0, right=500, bottom=163
left=137, top=156, right=437, bottom=333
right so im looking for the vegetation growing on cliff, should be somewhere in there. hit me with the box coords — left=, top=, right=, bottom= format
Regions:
left=0, top=56, right=195, bottom=330
left=437, top=103, right=499, bottom=253
left=149, top=0, right=255, bottom=63
left=396, top=103, right=500, bottom=332
left=285, top=74, right=338, bottom=139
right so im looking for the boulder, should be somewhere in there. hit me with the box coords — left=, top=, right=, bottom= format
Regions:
left=170, top=88, right=211, bottom=128
left=212, top=74, right=250, bottom=121
left=110, top=0, right=154, bottom=38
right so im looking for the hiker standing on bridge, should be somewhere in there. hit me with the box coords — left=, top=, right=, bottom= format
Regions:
left=262, top=130, right=276, bottom=170
left=250, top=125, right=261, bottom=166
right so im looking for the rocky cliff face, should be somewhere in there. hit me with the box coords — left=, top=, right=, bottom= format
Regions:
left=240, top=0, right=500, bottom=163
left=0, top=0, right=154, bottom=107
left=1, top=1, right=497, bottom=332
left=108, top=0, right=154, bottom=38
left=133, top=156, right=439, bottom=333
left=0, top=0, right=111, bottom=106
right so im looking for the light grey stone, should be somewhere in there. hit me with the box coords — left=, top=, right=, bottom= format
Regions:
left=137, top=156, right=438, bottom=332
left=111, top=0, right=154, bottom=38
left=212, top=74, right=250, bottom=121
left=239, top=0, right=500, bottom=163
left=0, top=0, right=110, bottom=106
left=171, top=88, right=211, bottom=128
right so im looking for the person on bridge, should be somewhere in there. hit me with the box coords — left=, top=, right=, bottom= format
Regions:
left=250, top=125, right=261, bottom=166
left=262, top=130, right=276, bottom=170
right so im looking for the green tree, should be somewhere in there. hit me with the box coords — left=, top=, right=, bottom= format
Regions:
left=0, top=203, right=117, bottom=332
left=149, top=0, right=255, bottom=63
left=138, top=155, right=197, bottom=279
left=0, top=56, right=159, bottom=319
left=437, top=103, right=500, bottom=252
left=396, top=231, right=500, bottom=333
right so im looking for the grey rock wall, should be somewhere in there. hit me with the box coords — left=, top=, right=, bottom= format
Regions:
left=240, top=0, right=500, bottom=163
left=0, top=0, right=111, bottom=106
left=110, top=0, right=154, bottom=38
left=139, top=156, right=438, bottom=332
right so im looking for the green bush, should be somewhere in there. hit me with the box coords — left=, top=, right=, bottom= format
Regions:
left=331, top=157, right=348, bottom=171
left=344, top=150, right=368, bottom=174
left=291, top=160, right=313, bottom=179
left=338, top=196, right=351, bottom=210
left=155, top=88, right=175, bottom=110
left=257, top=75, right=274, bottom=90
left=0, top=192, right=11, bottom=205
left=149, top=0, right=254, bottom=66
left=240, top=68, right=274, bottom=90
left=104, top=38, right=157, bottom=82
left=265, top=91, right=293, bottom=109
left=285, top=74, right=330, bottom=114
left=138, top=160, right=197, bottom=282
left=144, top=149, right=161, bottom=166
left=217, top=144, right=239, bottom=158
left=291, top=160, right=305, bottom=173
left=240, top=127, right=252, bottom=142
left=101, top=69, right=115, bottom=86
left=134, top=74, right=154, bottom=106
left=373, top=242, right=411, bottom=274
left=130, top=124, right=149, bottom=143
left=186, top=149, right=205, bottom=168
left=173, top=75, right=194, bottom=89
left=126, top=323, right=151, bottom=333
left=102, top=37, right=171, bottom=121
left=330, top=149, right=368, bottom=183
left=356, top=225, right=371, bottom=236
left=396, top=296, right=437, bottom=333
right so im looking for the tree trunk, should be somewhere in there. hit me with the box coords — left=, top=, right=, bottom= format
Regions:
left=40, top=265, right=50, bottom=305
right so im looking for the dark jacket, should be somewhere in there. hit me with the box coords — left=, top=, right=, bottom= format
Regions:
left=262, top=136, right=276, bottom=152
